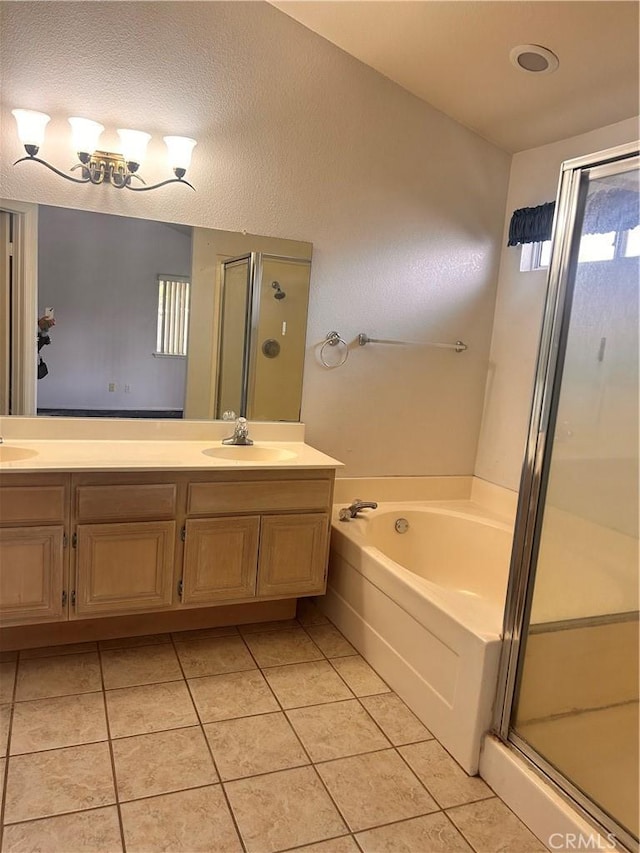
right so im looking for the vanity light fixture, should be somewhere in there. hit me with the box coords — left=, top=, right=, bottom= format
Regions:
left=11, top=109, right=197, bottom=192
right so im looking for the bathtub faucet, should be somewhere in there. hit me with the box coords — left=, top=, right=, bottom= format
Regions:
left=339, top=499, right=378, bottom=521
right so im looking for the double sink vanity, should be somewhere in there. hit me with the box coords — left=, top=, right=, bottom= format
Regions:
left=0, top=418, right=342, bottom=649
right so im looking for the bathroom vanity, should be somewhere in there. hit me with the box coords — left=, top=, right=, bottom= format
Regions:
left=0, top=421, right=341, bottom=649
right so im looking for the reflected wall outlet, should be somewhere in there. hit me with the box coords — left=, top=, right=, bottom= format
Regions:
left=124, top=384, right=131, bottom=393
left=108, top=382, right=116, bottom=392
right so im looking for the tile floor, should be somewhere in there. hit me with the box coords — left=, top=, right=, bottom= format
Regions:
left=0, top=601, right=548, bottom=853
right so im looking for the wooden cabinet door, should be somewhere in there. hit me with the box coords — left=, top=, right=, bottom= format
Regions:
left=258, top=513, right=329, bottom=598
left=74, top=521, right=175, bottom=618
left=182, top=516, right=259, bottom=604
left=0, top=526, right=66, bottom=625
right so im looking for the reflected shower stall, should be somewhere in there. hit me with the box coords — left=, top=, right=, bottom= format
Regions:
left=216, top=253, right=311, bottom=422
left=497, top=143, right=639, bottom=850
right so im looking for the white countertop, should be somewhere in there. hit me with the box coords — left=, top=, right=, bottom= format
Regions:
left=0, top=438, right=342, bottom=472
left=0, top=418, right=342, bottom=473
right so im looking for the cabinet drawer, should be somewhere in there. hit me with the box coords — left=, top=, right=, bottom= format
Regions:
left=0, top=485, right=66, bottom=525
left=75, top=484, right=177, bottom=522
left=187, top=479, right=332, bottom=515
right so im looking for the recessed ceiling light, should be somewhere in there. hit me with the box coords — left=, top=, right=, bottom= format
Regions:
left=510, top=44, right=559, bottom=74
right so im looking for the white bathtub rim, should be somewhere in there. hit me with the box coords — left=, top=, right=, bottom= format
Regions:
left=331, top=515, right=507, bottom=641
left=332, top=499, right=514, bottom=533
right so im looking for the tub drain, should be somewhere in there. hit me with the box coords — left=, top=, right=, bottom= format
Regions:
left=394, top=518, right=409, bottom=534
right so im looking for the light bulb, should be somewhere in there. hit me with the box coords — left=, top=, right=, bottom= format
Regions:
left=12, top=109, right=50, bottom=154
left=68, top=117, right=104, bottom=157
left=117, top=129, right=151, bottom=170
left=163, top=136, right=197, bottom=178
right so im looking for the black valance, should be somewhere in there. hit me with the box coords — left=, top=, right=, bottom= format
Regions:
left=508, top=187, right=639, bottom=247
left=507, top=202, right=555, bottom=246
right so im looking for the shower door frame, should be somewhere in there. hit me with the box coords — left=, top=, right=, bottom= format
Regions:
left=217, top=252, right=259, bottom=419
left=494, top=140, right=640, bottom=852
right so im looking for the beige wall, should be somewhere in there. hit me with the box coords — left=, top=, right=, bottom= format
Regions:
left=474, top=116, right=640, bottom=490
left=1, top=1, right=510, bottom=476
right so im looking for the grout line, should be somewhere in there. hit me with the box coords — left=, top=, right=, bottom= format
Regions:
left=441, top=807, right=481, bottom=852
left=2, top=616, right=543, bottom=851
left=104, top=677, right=183, bottom=694
left=443, top=792, right=501, bottom=812
left=215, top=753, right=311, bottom=785
left=115, top=780, right=224, bottom=806
left=308, top=621, right=495, bottom=812
left=278, top=832, right=359, bottom=852
left=1, top=802, right=124, bottom=829
left=7, top=736, right=110, bottom=759
left=0, top=657, right=20, bottom=845
left=0, top=716, right=14, bottom=846
left=228, top=631, right=356, bottom=840
left=301, top=615, right=459, bottom=832
left=16, top=646, right=99, bottom=662
left=260, top=665, right=359, bottom=841
left=444, top=796, right=505, bottom=853
left=170, top=632, right=248, bottom=853
left=11, top=687, right=104, bottom=706
left=97, top=644, right=127, bottom=853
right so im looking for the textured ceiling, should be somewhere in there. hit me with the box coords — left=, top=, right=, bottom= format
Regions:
left=270, top=1, right=640, bottom=152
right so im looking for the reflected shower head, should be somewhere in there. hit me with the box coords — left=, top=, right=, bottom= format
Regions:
left=271, top=281, right=286, bottom=300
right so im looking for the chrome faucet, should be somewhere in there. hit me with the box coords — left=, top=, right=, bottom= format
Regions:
left=222, top=416, right=253, bottom=446
left=339, top=499, right=378, bottom=521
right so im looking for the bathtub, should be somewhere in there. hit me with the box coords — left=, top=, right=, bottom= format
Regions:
left=320, top=497, right=514, bottom=774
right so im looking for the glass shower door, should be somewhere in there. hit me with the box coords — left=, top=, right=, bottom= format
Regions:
left=500, top=146, right=639, bottom=850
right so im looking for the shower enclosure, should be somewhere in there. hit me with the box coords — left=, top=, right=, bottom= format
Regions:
left=216, top=252, right=311, bottom=422
left=496, top=142, right=639, bottom=851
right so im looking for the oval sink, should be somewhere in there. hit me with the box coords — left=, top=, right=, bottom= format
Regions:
left=0, top=445, right=39, bottom=462
left=202, top=445, right=297, bottom=463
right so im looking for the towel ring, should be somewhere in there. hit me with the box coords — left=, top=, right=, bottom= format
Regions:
left=320, top=331, right=349, bottom=368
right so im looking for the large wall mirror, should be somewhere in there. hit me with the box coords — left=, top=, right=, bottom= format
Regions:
left=0, top=201, right=312, bottom=421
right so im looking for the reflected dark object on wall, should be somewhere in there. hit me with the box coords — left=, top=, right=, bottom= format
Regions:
left=37, top=331, right=50, bottom=380
left=37, top=315, right=54, bottom=380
